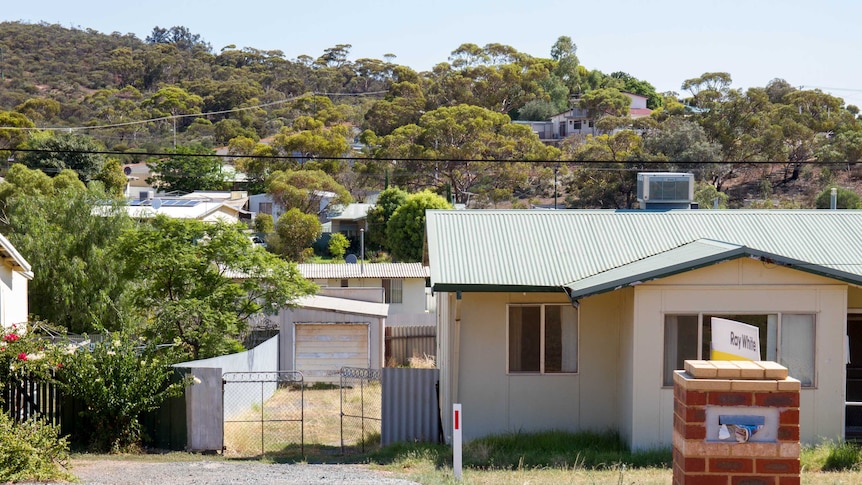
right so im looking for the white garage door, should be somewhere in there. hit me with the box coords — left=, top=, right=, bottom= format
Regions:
left=295, top=324, right=368, bottom=382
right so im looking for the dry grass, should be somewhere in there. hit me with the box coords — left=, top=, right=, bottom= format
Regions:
left=223, top=383, right=381, bottom=457
left=407, top=354, right=436, bottom=369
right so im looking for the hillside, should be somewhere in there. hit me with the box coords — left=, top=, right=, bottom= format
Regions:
left=1, top=22, right=861, bottom=209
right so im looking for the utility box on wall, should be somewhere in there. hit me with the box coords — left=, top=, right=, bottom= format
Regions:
left=673, top=360, right=801, bottom=484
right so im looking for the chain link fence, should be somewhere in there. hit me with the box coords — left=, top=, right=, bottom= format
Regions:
left=340, top=367, right=381, bottom=454
left=223, top=371, right=304, bottom=457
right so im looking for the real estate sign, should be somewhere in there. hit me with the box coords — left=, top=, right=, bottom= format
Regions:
left=711, top=317, right=761, bottom=361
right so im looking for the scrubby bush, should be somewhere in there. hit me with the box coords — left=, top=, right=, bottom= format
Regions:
left=57, top=334, right=186, bottom=452
left=0, top=413, right=73, bottom=482
left=0, top=324, right=72, bottom=482
left=328, top=233, right=350, bottom=260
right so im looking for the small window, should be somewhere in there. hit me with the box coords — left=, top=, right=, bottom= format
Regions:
left=340, top=279, right=348, bottom=288
left=573, top=121, right=582, bottom=130
left=508, top=304, right=578, bottom=374
left=382, top=279, right=402, bottom=304
left=259, top=202, right=273, bottom=215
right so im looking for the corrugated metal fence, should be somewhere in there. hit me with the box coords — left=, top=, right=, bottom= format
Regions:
left=381, top=367, right=441, bottom=446
left=385, top=325, right=436, bottom=367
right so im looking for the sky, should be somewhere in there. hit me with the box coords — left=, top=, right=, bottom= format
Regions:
left=3, top=0, right=862, bottom=104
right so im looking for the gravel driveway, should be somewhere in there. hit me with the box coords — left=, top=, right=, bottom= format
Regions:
left=67, top=459, right=421, bottom=485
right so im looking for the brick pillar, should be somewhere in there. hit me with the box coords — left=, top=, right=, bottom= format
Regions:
left=672, top=360, right=800, bottom=485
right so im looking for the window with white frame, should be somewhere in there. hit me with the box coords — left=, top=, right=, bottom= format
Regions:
left=382, top=279, right=402, bottom=304
left=508, top=304, right=578, bottom=374
left=259, top=202, right=273, bottom=215
left=663, top=313, right=815, bottom=387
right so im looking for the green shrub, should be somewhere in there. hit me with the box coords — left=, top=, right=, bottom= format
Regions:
left=57, top=334, right=186, bottom=452
left=328, top=233, right=350, bottom=259
left=0, top=413, right=73, bottom=482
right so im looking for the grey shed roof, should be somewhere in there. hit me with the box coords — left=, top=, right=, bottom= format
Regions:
left=425, top=209, right=862, bottom=297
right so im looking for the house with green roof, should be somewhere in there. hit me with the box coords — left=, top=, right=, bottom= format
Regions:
left=425, top=208, right=862, bottom=450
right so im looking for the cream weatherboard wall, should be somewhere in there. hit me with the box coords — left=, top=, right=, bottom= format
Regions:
left=629, top=257, right=846, bottom=450
left=441, top=290, right=623, bottom=442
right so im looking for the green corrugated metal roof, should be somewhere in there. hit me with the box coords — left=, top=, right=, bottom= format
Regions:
left=425, top=209, right=862, bottom=294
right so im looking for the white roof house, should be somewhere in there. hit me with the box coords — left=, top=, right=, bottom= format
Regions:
left=297, top=263, right=433, bottom=326
left=426, top=208, right=862, bottom=450
left=115, top=191, right=250, bottom=223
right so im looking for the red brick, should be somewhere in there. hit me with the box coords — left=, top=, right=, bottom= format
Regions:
left=682, top=457, right=706, bottom=473
left=708, top=392, right=753, bottom=406
left=778, top=476, right=801, bottom=485
left=779, top=409, right=799, bottom=425
left=683, top=474, right=730, bottom=485
left=710, top=457, right=754, bottom=473
left=684, top=423, right=706, bottom=440
left=756, top=458, right=799, bottom=474
left=777, top=426, right=800, bottom=442
left=676, top=400, right=706, bottom=423
left=755, top=392, right=799, bottom=407
left=731, top=477, right=775, bottom=485
left=685, top=390, right=708, bottom=406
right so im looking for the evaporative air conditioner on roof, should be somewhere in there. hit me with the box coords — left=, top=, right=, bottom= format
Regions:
left=636, top=173, right=695, bottom=210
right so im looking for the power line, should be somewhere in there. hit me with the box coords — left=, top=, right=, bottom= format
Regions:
left=6, top=148, right=858, bottom=169
left=0, top=90, right=388, bottom=132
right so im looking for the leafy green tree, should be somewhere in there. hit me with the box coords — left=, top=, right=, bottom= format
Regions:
left=387, top=190, right=451, bottom=262
left=550, top=35, right=581, bottom=95
left=21, top=131, right=106, bottom=182
left=0, top=111, right=35, bottom=151
left=254, top=213, right=274, bottom=234
left=578, top=87, right=632, bottom=122
left=95, top=158, right=129, bottom=197
left=426, top=43, right=549, bottom=115
left=365, top=187, right=408, bottom=251
left=328, top=233, right=350, bottom=260
left=372, top=104, right=559, bottom=202
left=146, top=145, right=227, bottom=193
left=266, top=169, right=352, bottom=217
left=0, top=165, right=133, bottom=334
left=269, top=208, right=322, bottom=262
left=14, top=98, right=61, bottom=124
left=229, top=136, right=278, bottom=194
left=815, top=187, right=861, bottom=209
left=562, top=131, right=666, bottom=209
left=116, top=216, right=316, bottom=359
left=271, top=116, right=352, bottom=174
left=694, top=182, right=729, bottom=209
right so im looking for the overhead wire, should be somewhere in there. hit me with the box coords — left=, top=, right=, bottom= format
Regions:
left=0, top=89, right=388, bottom=132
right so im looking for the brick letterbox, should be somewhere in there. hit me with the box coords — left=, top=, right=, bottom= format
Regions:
left=673, top=360, right=800, bottom=485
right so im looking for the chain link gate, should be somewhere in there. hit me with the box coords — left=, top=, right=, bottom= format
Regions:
left=223, top=371, right=304, bottom=456
left=340, top=367, right=381, bottom=454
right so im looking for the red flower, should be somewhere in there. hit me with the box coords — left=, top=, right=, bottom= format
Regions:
left=17, top=352, right=27, bottom=361
left=3, top=334, right=19, bottom=342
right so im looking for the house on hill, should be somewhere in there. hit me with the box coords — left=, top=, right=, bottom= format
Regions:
left=518, top=91, right=652, bottom=142
left=426, top=207, right=862, bottom=450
